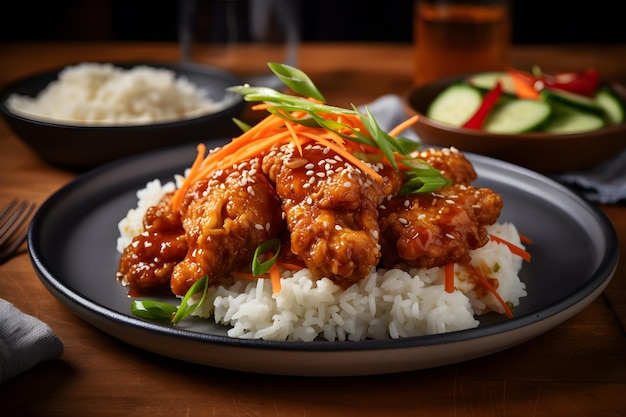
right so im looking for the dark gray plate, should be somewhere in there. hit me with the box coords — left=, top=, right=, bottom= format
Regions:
left=28, top=140, right=619, bottom=376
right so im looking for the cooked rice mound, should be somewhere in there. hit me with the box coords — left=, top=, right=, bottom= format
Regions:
left=117, top=178, right=528, bottom=342
left=7, top=62, right=227, bottom=124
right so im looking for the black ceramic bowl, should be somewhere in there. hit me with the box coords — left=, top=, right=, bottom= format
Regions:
left=0, top=62, right=246, bottom=171
left=406, top=74, right=626, bottom=173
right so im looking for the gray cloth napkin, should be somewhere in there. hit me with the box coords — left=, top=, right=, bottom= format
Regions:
left=0, top=298, right=64, bottom=384
left=365, top=94, right=626, bottom=204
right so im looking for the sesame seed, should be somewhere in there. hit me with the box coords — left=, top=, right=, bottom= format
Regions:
left=446, top=233, right=455, bottom=239
left=335, top=225, right=342, bottom=231
left=254, top=224, right=264, bottom=230
left=343, top=181, right=352, bottom=188
left=398, top=217, right=408, bottom=225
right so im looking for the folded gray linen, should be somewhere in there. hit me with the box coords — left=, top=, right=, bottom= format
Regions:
left=0, top=298, right=64, bottom=384
left=365, top=94, right=626, bottom=205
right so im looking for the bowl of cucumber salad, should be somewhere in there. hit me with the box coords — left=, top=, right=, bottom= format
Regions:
left=407, top=67, right=626, bottom=173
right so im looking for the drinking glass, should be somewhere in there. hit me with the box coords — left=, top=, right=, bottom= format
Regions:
left=178, top=0, right=300, bottom=88
left=413, top=0, right=511, bottom=86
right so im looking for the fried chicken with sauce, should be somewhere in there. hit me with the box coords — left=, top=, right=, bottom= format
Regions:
left=416, top=147, right=477, bottom=185
left=262, top=142, right=403, bottom=288
left=378, top=184, right=503, bottom=269
left=169, top=157, right=284, bottom=296
left=116, top=192, right=187, bottom=296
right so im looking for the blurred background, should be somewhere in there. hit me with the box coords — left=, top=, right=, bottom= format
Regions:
left=1, top=0, right=624, bottom=44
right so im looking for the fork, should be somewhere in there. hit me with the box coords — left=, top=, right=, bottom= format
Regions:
left=0, top=199, right=37, bottom=264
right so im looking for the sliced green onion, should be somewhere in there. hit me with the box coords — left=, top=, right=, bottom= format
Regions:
left=228, top=62, right=449, bottom=195
left=172, top=276, right=209, bottom=325
left=252, top=238, right=281, bottom=276
left=130, top=300, right=178, bottom=323
left=267, top=62, right=326, bottom=102
left=232, top=117, right=251, bottom=132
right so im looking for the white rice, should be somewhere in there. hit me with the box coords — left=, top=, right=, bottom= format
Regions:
left=7, top=63, right=228, bottom=124
left=117, top=178, right=528, bottom=342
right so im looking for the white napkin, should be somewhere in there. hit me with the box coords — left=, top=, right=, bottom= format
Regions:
left=365, top=94, right=626, bottom=204
left=0, top=298, right=64, bottom=384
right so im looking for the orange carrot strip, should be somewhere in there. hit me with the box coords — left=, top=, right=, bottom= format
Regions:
left=444, top=263, right=455, bottom=293
left=170, top=143, right=207, bottom=211
left=269, top=262, right=281, bottom=293
left=284, top=119, right=303, bottom=156
left=299, top=132, right=384, bottom=183
left=278, top=261, right=305, bottom=271
left=387, top=114, right=419, bottom=138
left=475, top=265, right=514, bottom=319
left=232, top=113, right=286, bottom=143
left=507, top=68, right=541, bottom=99
left=251, top=103, right=274, bottom=111
left=490, top=234, right=532, bottom=262
left=231, top=271, right=258, bottom=280
left=519, top=233, right=534, bottom=245
left=222, top=131, right=292, bottom=167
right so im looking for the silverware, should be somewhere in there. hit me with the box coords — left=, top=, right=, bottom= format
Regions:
left=0, top=199, right=36, bottom=264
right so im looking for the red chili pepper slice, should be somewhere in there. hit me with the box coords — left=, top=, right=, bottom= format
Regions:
left=462, top=82, right=503, bottom=130
left=540, top=68, right=599, bottom=97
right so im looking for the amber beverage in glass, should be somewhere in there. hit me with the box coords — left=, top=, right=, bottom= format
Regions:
left=414, top=0, right=511, bottom=86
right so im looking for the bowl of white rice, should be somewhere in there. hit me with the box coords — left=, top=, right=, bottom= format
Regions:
left=0, top=62, right=246, bottom=171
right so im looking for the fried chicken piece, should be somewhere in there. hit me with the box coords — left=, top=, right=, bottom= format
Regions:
left=116, top=192, right=188, bottom=296
left=262, top=143, right=403, bottom=288
left=378, top=184, right=503, bottom=269
left=170, top=157, right=284, bottom=296
left=416, top=147, right=477, bottom=185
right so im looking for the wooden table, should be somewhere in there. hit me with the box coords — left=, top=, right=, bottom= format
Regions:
left=1, top=42, right=625, bottom=417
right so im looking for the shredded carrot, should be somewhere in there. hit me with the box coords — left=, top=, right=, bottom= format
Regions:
left=474, top=264, right=514, bottom=319
left=169, top=143, right=207, bottom=210
left=387, top=114, right=419, bottom=138
left=284, top=119, right=303, bottom=156
left=489, top=234, right=532, bottom=262
left=269, top=262, right=281, bottom=293
left=169, top=100, right=418, bottom=213
left=230, top=271, right=257, bottom=280
left=251, top=103, right=274, bottom=111
left=507, top=68, right=541, bottom=99
left=278, top=261, right=305, bottom=271
left=300, top=132, right=383, bottom=182
left=519, top=233, right=534, bottom=245
left=444, top=262, right=455, bottom=293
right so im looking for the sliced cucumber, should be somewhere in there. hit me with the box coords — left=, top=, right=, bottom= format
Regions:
left=542, top=103, right=605, bottom=133
left=594, top=86, right=625, bottom=124
left=426, top=83, right=483, bottom=127
left=540, top=88, right=606, bottom=116
left=483, top=98, right=551, bottom=134
left=466, top=72, right=517, bottom=95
